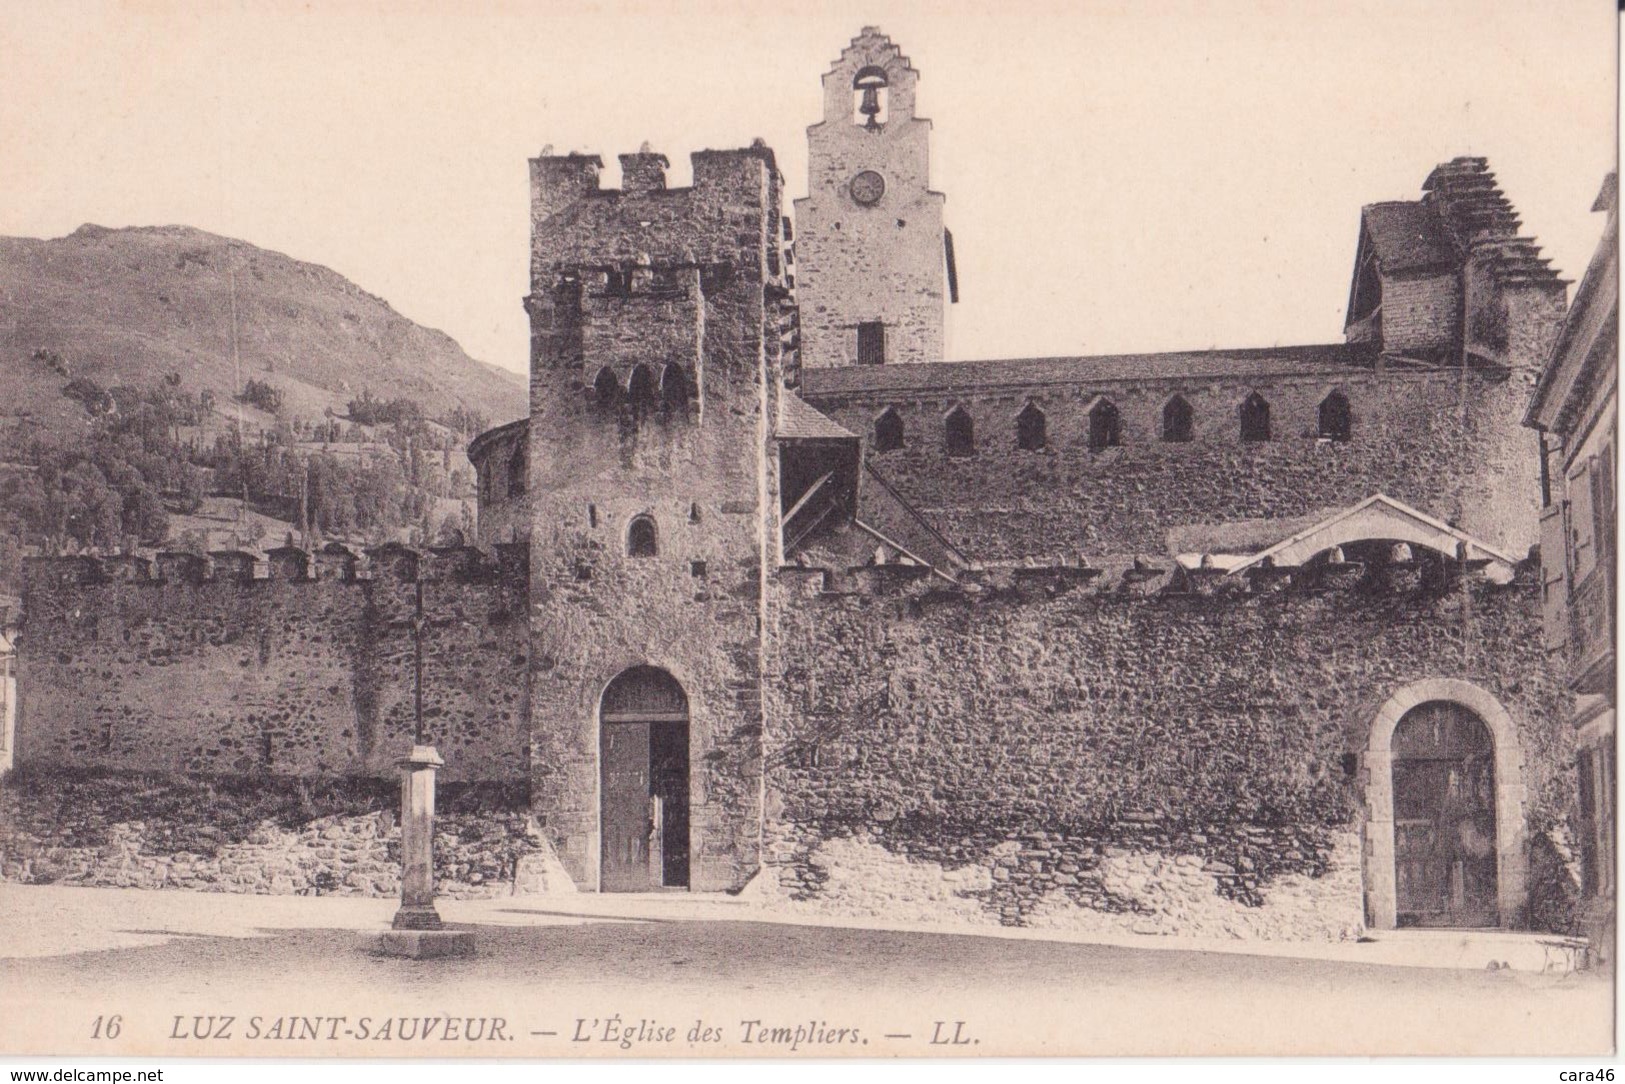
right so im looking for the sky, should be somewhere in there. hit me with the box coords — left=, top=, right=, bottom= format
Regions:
left=0, top=0, right=1616, bottom=374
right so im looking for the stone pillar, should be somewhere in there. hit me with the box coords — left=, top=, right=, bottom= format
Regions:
left=377, top=746, right=473, bottom=957
left=392, top=744, right=445, bottom=931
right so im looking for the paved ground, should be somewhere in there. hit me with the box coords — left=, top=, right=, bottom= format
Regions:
left=0, top=884, right=1612, bottom=1058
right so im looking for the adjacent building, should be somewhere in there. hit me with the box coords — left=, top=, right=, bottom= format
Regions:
left=1524, top=172, right=1617, bottom=959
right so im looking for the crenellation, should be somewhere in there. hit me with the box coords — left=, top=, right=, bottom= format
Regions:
left=155, top=552, right=208, bottom=585
left=208, top=550, right=259, bottom=583
left=103, top=554, right=154, bottom=583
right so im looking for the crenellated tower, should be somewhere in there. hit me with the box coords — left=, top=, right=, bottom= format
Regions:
left=794, top=27, right=953, bottom=369
left=521, top=145, right=793, bottom=892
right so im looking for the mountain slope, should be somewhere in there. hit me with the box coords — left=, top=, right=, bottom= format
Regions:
left=0, top=224, right=525, bottom=441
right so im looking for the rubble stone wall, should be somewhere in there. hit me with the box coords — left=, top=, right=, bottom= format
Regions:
left=762, top=564, right=1576, bottom=936
left=805, top=365, right=1542, bottom=560
left=17, top=546, right=529, bottom=782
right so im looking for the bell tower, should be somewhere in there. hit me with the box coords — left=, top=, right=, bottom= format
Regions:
left=794, top=27, right=953, bottom=369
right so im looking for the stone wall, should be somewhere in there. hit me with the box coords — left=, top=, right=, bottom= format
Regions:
left=761, top=561, right=1577, bottom=936
left=0, top=769, right=559, bottom=898
left=806, top=363, right=1542, bottom=560
left=1380, top=272, right=1461, bottom=353
left=18, top=545, right=529, bottom=783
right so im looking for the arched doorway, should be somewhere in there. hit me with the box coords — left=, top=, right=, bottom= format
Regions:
left=599, top=666, right=690, bottom=891
left=1391, top=701, right=1498, bottom=926
left=1364, top=679, right=1527, bottom=930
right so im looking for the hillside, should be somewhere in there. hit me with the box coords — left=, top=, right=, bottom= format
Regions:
left=0, top=224, right=526, bottom=442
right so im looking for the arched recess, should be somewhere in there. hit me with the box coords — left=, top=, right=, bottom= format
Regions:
left=599, top=665, right=690, bottom=891
left=627, top=514, right=658, bottom=558
left=1163, top=395, right=1194, bottom=443
left=1240, top=392, right=1271, bottom=442
left=1088, top=398, right=1121, bottom=451
left=1318, top=390, right=1352, bottom=442
left=1016, top=402, right=1047, bottom=451
left=1362, top=678, right=1527, bottom=930
left=592, top=367, right=622, bottom=410
left=660, top=365, right=691, bottom=414
left=874, top=407, right=904, bottom=452
left=852, top=64, right=890, bottom=127
left=627, top=365, right=658, bottom=412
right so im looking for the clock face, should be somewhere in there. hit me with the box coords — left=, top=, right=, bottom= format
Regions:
left=849, top=170, right=886, bottom=206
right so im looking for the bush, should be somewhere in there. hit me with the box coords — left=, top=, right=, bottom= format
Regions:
left=239, top=378, right=284, bottom=414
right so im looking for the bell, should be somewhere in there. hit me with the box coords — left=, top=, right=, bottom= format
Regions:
left=859, top=85, right=881, bottom=128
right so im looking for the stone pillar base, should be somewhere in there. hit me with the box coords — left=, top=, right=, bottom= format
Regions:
left=377, top=929, right=477, bottom=959
left=391, top=905, right=446, bottom=931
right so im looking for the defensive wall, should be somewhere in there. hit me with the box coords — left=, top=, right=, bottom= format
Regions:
left=759, top=553, right=1579, bottom=938
left=16, top=544, right=529, bottom=783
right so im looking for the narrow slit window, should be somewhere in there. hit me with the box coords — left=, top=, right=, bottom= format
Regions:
left=507, top=444, right=527, bottom=496
left=857, top=321, right=885, bottom=365
left=1088, top=399, right=1122, bottom=451
left=945, top=407, right=974, bottom=457
left=1240, top=393, right=1271, bottom=443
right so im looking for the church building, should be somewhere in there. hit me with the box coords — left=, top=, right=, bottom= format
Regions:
left=19, top=29, right=1588, bottom=941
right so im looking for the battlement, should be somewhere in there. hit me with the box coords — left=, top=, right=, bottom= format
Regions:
left=779, top=547, right=1538, bottom=603
left=533, top=145, right=780, bottom=235
left=23, top=543, right=529, bottom=591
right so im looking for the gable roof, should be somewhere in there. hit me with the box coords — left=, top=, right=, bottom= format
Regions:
left=777, top=391, right=857, bottom=440
left=1361, top=201, right=1458, bottom=275
left=1225, top=494, right=1520, bottom=578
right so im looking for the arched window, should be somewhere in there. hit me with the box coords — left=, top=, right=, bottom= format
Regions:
left=1017, top=403, right=1047, bottom=451
left=874, top=407, right=904, bottom=452
left=507, top=443, right=527, bottom=497
left=627, top=515, right=658, bottom=558
left=944, top=407, right=974, bottom=457
left=661, top=365, right=691, bottom=413
left=1240, top=393, right=1271, bottom=443
left=593, top=367, right=621, bottom=409
left=1162, top=395, right=1194, bottom=443
left=853, top=65, right=889, bottom=128
left=627, top=366, right=658, bottom=412
left=1318, top=391, right=1352, bottom=442
left=1088, top=398, right=1121, bottom=451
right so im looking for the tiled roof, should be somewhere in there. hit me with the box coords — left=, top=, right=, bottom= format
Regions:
left=801, top=343, right=1377, bottom=397
left=777, top=392, right=857, bottom=440
left=1362, top=201, right=1457, bottom=274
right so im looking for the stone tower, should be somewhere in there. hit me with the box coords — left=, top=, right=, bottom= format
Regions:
left=521, top=147, right=792, bottom=892
left=794, top=27, right=953, bottom=369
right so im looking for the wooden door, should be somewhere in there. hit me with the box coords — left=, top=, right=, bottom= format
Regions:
left=600, top=721, right=652, bottom=892
left=1392, top=701, right=1498, bottom=927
